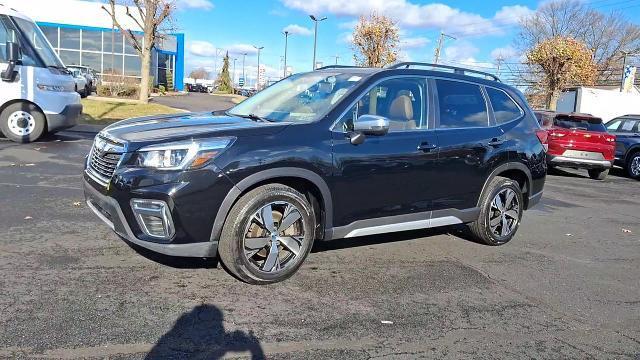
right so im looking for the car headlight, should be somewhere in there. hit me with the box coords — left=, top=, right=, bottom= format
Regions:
left=129, top=137, right=235, bottom=170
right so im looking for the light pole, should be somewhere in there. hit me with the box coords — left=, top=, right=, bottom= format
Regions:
left=242, top=52, right=247, bottom=87
left=253, top=45, right=264, bottom=89
left=232, top=58, right=237, bottom=85
left=309, top=15, right=327, bottom=70
left=283, top=30, right=289, bottom=78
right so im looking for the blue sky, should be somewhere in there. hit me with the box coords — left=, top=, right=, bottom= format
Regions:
left=173, top=0, right=640, bottom=83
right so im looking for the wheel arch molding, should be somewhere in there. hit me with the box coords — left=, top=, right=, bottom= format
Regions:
left=477, top=162, right=534, bottom=210
left=209, top=167, right=333, bottom=243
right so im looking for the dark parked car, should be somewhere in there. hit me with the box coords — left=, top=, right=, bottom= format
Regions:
left=534, top=111, right=616, bottom=180
left=84, top=63, right=546, bottom=284
left=605, top=115, right=640, bottom=179
left=187, top=83, right=208, bottom=93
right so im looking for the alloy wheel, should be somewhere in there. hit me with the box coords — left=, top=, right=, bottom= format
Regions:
left=489, top=188, right=520, bottom=237
left=7, top=111, right=36, bottom=136
left=243, top=201, right=306, bottom=273
left=631, top=155, right=640, bottom=177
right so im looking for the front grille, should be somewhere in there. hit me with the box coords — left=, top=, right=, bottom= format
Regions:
left=87, top=135, right=126, bottom=186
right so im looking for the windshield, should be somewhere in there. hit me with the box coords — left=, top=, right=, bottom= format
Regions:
left=228, top=72, right=365, bottom=122
left=12, top=16, right=64, bottom=68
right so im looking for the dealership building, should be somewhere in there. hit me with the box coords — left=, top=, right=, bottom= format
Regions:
left=3, top=0, right=185, bottom=90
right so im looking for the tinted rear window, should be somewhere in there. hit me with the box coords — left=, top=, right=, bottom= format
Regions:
left=554, top=117, right=606, bottom=132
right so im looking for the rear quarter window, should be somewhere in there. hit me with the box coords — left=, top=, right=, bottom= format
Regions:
left=486, top=87, right=523, bottom=124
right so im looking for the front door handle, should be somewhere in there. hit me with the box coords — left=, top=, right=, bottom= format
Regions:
left=418, top=142, right=438, bottom=152
left=488, top=138, right=505, bottom=147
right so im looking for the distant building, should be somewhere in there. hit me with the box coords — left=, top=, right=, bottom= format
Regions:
left=2, top=0, right=184, bottom=90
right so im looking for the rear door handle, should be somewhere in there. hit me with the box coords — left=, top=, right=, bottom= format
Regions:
left=488, top=138, right=505, bottom=147
left=418, top=142, right=438, bottom=152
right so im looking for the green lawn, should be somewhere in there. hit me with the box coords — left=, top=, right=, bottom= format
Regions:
left=80, top=99, right=182, bottom=124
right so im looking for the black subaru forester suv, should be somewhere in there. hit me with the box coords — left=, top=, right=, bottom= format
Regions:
left=84, top=63, right=546, bottom=284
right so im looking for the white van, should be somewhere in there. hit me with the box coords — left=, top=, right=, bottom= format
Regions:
left=0, top=4, right=81, bottom=143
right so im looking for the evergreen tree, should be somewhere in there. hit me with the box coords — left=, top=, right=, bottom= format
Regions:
left=217, top=52, right=233, bottom=94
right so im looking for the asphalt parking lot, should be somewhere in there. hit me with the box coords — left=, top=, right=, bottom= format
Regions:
left=1, top=132, right=639, bottom=359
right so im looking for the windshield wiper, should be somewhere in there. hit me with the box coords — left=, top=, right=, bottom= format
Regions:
left=227, top=112, right=272, bottom=122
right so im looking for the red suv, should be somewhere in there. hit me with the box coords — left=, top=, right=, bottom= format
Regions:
left=535, top=111, right=616, bottom=180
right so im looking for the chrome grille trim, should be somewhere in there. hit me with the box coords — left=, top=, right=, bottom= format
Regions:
left=86, top=134, right=126, bottom=187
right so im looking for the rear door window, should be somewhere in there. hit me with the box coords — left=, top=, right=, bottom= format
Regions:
left=486, top=87, right=522, bottom=124
left=606, top=119, right=622, bottom=132
left=553, top=116, right=606, bottom=132
left=619, top=119, right=640, bottom=132
left=435, top=79, right=488, bottom=128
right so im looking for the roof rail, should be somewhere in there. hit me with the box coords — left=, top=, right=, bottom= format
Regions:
left=314, top=65, right=361, bottom=70
left=388, top=62, right=501, bottom=82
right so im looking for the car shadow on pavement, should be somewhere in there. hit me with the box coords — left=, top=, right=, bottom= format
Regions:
left=146, top=304, right=265, bottom=360
left=312, top=225, right=483, bottom=253
left=124, top=239, right=219, bottom=269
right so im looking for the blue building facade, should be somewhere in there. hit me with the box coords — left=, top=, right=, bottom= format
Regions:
left=37, top=21, right=184, bottom=91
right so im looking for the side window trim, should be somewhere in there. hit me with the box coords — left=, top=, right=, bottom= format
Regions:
left=330, top=75, right=433, bottom=133
left=484, top=85, right=525, bottom=125
left=431, top=76, right=491, bottom=130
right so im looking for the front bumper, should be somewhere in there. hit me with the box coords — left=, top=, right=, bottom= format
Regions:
left=46, top=103, right=82, bottom=132
left=83, top=177, right=219, bottom=257
left=547, top=154, right=612, bottom=170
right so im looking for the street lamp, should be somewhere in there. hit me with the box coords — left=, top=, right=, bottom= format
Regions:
left=232, top=58, right=237, bottom=85
left=283, top=30, right=289, bottom=78
left=242, top=52, right=247, bottom=87
left=309, top=14, right=327, bottom=70
left=253, top=45, right=264, bottom=89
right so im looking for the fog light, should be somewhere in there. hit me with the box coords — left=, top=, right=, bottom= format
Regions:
left=130, top=199, right=175, bottom=240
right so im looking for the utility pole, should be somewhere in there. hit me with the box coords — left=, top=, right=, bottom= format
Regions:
left=332, top=55, right=340, bottom=65
left=495, top=56, right=504, bottom=78
left=433, top=31, right=456, bottom=64
left=254, top=45, right=264, bottom=89
left=283, top=30, right=289, bottom=78
left=310, top=15, right=327, bottom=70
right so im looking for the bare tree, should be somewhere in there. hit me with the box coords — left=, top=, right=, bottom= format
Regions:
left=189, top=68, right=209, bottom=80
left=518, top=0, right=640, bottom=83
left=351, top=12, right=400, bottom=68
left=102, top=0, right=175, bottom=103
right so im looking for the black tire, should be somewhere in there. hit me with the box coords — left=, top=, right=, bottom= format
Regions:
left=218, top=184, right=316, bottom=284
left=626, top=152, right=640, bottom=180
left=0, top=102, right=46, bottom=143
left=588, top=168, right=608, bottom=180
left=468, top=176, right=523, bottom=246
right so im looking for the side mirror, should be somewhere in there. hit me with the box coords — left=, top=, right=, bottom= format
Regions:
left=6, top=41, right=20, bottom=62
left=1, top=42, right=21, bottom=82
left=353, top=114, right=390, bottom=136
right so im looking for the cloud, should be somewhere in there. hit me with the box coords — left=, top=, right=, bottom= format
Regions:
left=188, top=40, right=217, bottom=57
left=337, top=32, right=353, bottom=44
left=281, top=0, right=535, bottom=37
left=400, top=36, right=430, bottom=50
left=490, top=45, right=519, bottom=60
left=283, top=24, right=313, bottom=36
left=493, top=5, right=535, bottom=25
left=176, top=0, right=214, bottom=10
left=443, top=41, right=480, bottom=62
left=227, top=44, right=259, bottom=55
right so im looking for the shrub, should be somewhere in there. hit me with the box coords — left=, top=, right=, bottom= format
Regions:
left=96, top=76, right=140, bottom=99
left=158, top=85, right=166, bottom=94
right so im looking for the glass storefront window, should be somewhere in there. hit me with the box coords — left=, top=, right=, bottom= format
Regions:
left=103, top=53, right=123, bottom=75
left=58, top=50, right=80, bottom=66
left=124, top=55, right=141, bottom=76
left=82, top=29, right=101, bottom=52
left=40, top=25, right=58, bottom=48
left=124, top=34, right=142, bottom=55
left=59, top=28, right=80, bottom=49
left=103, top=30, right=123, bottom=54
left=81, top=52, right=101, bottom=72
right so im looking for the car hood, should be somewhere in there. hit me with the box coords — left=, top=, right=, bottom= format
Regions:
left=101, top=112, right=289, bottom=149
